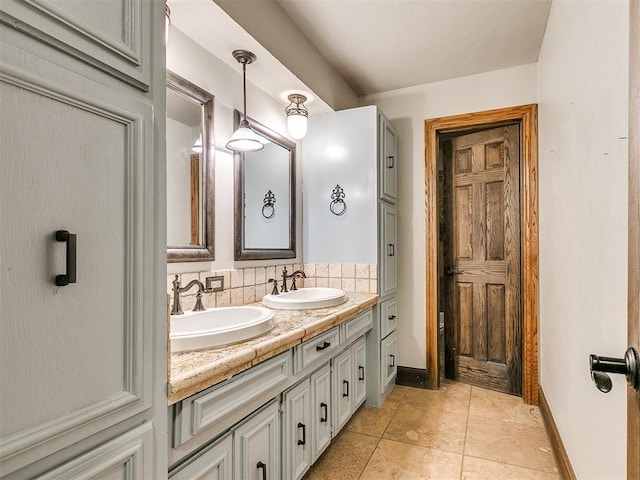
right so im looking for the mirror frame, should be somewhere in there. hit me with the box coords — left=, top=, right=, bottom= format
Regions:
left=166, top=70, right=215, bottom=262
left=234, top=110, right=296, bottom=260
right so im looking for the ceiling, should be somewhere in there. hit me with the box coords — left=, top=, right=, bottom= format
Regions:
left=275, top=0, right=552, bottom=96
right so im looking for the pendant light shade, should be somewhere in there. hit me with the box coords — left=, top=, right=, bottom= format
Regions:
left=285, top=94, right=308, bottom=140
left=226, top=50, right=264, bottom=152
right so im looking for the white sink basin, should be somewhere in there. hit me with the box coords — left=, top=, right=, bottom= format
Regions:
left=170, top=306, right=275, bottom=353
left=262, top=287, right=347, bottom=310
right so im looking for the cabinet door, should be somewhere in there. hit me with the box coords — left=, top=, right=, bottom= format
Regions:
left=380, top=297, right=398, bottom=338
left=283, top=380, right=311, bottom=480
left=379, top=116, right=398, bottom=203
left=353, top=338, right=367, bottom=408
left=332, top=349, right=353, bottom=436
left=379, top=203, right=398, bottom=297
left=381, top=332, right=398, bottom=391
left=170, top=434, right=232, bottom=480
left=310, top=363, right=331, bottom=462
left=35, top=423, right=153, bottom=480
left=234, top=400, right=280, bottom=480
left=0, top=40, right=155, bottom=473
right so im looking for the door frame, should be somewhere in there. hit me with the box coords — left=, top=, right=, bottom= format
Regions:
left=628, top=1, right=639, bottom=477
left=425, top=104, right=539, bottom=405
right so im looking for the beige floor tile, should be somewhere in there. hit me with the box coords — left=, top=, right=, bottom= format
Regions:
left=386, top=384, right=411, bottom=402
left=360, top=439, right=463, bottom=480
left=468, top=386, right=522, bottom=422
left=383, top=403, right=468, bottom=454
left=514, top=403, right=545, bottom=428
left=461, top=456, right=560, bottom=480
left=303, top=430, right=378, bottom=480
left=402, top=382, right=471, bottom=415
left=346, top=400, right=399, bottom=438
left=465, top=415, right=558, bottom=474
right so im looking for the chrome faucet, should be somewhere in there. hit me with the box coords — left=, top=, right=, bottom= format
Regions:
left=171, top=275, right=206, bottom=315
left=287, top=270, right=307, bottom=291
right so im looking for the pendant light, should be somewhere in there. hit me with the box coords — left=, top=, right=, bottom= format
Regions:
left=226, top=50, right=264, bottom=152
left=285, top=94, right=308, bottom=140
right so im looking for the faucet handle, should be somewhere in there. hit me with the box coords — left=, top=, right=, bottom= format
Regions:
left=267, top=278, right=279, bottom=295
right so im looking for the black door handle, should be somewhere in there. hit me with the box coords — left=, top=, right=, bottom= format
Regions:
left=358, top=365, right=365, bottom=381
left=342, top=379, right=349, bottom=397
left=389, top=354, right=396, bottom=368
left=297, top=422, right=306, bottom=445
left=589, top=348, right=639, bottom=393
left=388, top=243, right=395, bottom=257
left=388, top=314, right=396, bottom=320
left=316, top=341, right=331, bottom=351
left=320, top=402, right=328, bottom=422
left=256, top=461, right=267, bottom=480
left=386, top=155, right=395, bottom=169
left=55, top=230, right=76, bottom=286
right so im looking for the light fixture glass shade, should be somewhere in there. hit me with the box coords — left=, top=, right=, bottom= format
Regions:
left=287, top=114, right=307, bottom=140
left=191, top=134, right=203, bottom=153
left=285, top=94, right=309, bottom=139
left=225, top=121, right=264, bottom=152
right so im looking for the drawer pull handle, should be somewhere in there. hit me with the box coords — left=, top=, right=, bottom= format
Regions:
left=386, top=155, right=395, bottom=169
left=389, top=354, right=396, bottom=368
left=55, top=230, right=77, bottom=286
left=320, top=402, right=328, bottom=422
left=358, top=365, right=365, bottom=381
left=297, top=422, right=306, bottom=445
left=388, top=243, right=395, bottom=257
left=388, top=314, right=396, bottom=320
left=257, top=461, right=267, bottom=480
left=343, top=379, right=349, bottom=397
left=316, top=341, right=331, bottom=351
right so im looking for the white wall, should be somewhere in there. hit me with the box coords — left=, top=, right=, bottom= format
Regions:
left=537, top=1, right=629, bottom=478
left=166, top=27, right=303, bottom=273
left=360, top=64, right=537, bottom=368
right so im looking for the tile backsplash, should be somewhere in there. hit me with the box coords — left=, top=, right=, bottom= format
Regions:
left=168, top=263, right=377, bottom=310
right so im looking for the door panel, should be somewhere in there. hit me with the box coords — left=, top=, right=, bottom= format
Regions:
left=444, top=124, right=521, bottom=396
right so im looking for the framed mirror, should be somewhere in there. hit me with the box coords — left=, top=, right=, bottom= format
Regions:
left=234, top=110, right=296, bottom=260
left=166, top=71, right=214, bottom=262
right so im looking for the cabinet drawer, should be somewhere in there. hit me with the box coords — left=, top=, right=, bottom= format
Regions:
left=294, top=327, right=340, bottom=372
left=175, top=351, right=291, bottom=446
left=380, top=298, right=397, bottom=338
left=169, top=433, right=232, bottom=479
left=340, top=310, right=373, bottom=344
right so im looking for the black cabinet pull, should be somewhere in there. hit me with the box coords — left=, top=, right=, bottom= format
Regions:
left=297, top=422, right=306, bottom=445
left=256, top=461, right=267, bottom=480
left=316, top=341, right=331, bottom=351
left=343, top=379, right=349, bottom=397
left=320, top=402, right=328, bottom=422
left=386, top=155, right=395, bottom=169
left=388, top=314, right=396, bottom=320
left=389, top=354, right=396, bottom=368
left=55, top=230, right=76, bottom=286
left=358, top=365, right=365, bottom=381
left=388, top=243, right=395, bottom=257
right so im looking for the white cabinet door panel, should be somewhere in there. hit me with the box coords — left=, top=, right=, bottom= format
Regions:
left=310, top=364, right=331, bottom=462
left=379, top=203, right=398, bottom=297
left=353, top=338, right=367, bottom=408
left=0, top=53, right=153, bottom=472
left=234, top=401, right=280, bottom=480
left=170, top=434, right=232, bottom=480
left=332, top=349, right=353, bottom=436
left=283, top=380, right=311, bottom=480
left=379, top=116, right=398, bottom=203
left=381, top=332, right=398, bottom=391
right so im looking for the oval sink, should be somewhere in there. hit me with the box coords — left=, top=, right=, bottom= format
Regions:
left=170, top=306, right=275, bottom=353
left=262, top=287, right=347, bottom=310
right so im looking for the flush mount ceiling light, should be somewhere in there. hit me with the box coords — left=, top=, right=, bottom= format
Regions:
left=285, top=94, right=308, bottom=140
left=226, top=50, right=265, bottom=152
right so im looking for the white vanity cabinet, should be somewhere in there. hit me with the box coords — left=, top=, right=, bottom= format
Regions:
left=0, top=1, right=165, bottom=477
left=170, top=434, right=233, bottom=480
left=332, top=336, right=367, bottom=437
left=303, top=107, right=399, bottom=407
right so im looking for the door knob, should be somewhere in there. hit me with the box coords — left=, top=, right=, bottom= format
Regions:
left=444, top=266, right=460, bottom=276
left=589, top=347, right=639, bottom=393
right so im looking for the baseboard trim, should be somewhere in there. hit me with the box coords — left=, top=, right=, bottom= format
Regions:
left=396, top=367, right=428, bottom=389
left=538, top=386, right=577, bottom=480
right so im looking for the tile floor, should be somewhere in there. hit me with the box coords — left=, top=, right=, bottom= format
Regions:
left=303, top=381, right=559, bottom=480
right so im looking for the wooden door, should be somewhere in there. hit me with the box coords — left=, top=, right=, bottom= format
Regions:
left=628, top=1, right=639, bottom=476
left=443, top=124, right=522, bottom=395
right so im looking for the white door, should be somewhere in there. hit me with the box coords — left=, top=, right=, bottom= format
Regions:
left=234, top=401, right=280, bottom=480
left=310, top=363, right=332, bottom=462
left=379, top=203, right=398, bottom=297
left=0, top=30, right=157, bottom=474
left=353, top=338, right=367, bottom=408
left=283, top=380, right=311, bottom=480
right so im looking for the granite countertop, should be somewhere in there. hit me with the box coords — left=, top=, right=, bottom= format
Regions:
left=168, top=292, right=378, bottom=405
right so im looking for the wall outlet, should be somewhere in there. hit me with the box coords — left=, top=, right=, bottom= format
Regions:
left=205, top=276, right=224, bottom=292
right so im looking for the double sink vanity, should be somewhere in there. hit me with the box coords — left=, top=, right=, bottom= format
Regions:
left=167, top=287, right=379, bottom=479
